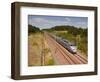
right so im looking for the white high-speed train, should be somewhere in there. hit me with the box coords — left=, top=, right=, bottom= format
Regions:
left=49, top=33, right=77, bottom=54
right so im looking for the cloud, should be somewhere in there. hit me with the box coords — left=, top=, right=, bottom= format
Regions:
left=76, top=21, right=87, bottom=27
left=28, top=16, right=87, bottom=29
left=29, top=18, right=49, bottom=23
left=76, top=21, right=86, bottom=25
left=64, top=17, right=71, bottom=22
left=30, top=17, right=68, bottom=24
left=28, top=17, right=69, bottom=29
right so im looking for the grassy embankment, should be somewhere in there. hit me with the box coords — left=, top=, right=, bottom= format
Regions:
left=28, top=25, right=55, bottom=66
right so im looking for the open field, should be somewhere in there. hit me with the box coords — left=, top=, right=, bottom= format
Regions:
left=28, top=32, right=55, bottom=66
left=28, top=33, right=43, bottom=66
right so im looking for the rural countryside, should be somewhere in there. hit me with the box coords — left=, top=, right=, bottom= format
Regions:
left=28, top=15, right=88, bottom=66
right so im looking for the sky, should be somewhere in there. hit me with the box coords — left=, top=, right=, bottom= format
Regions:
left=28, top=15, right=88, bottom=29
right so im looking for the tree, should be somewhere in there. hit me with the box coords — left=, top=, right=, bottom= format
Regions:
left=28, top=24, right=40, bottom=34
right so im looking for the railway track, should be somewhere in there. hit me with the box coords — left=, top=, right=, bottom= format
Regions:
left=46, top=35, right=71, bottom=64
left=74, top=54, right=87, bottom=64
left=45, top=32, right=87, bottom=65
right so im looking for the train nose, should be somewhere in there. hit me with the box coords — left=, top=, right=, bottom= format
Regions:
left=70, top=46, right=77, bottom=52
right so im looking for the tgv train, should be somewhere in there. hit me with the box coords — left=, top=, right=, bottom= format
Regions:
left=49, top=33, right=77, bottom=54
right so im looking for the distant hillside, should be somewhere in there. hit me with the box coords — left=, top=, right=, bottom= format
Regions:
left=28, top=24, right=40, bottom=34
left=43, top=25, right=87, bottom=37
left=51, top=25, right=75, bottom=31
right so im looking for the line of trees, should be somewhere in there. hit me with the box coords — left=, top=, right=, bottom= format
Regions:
left=28, top=24, right=40, bottom=34
left=28, top=24, right=87, bottom=38
left=43, top=25, right=87, bottom=37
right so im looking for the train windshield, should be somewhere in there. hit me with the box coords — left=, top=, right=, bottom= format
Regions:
left=70, top=43, right=77, bottom=53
